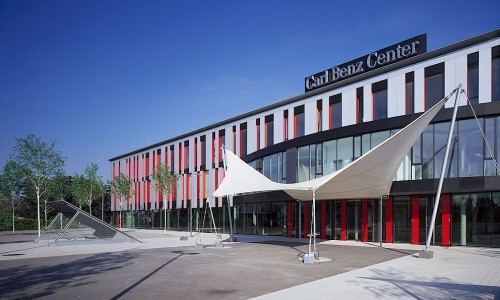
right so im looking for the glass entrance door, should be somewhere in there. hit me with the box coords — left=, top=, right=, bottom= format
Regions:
left=393, top=199, right=411, bottom=243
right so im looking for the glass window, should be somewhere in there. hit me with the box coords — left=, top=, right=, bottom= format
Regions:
left=451, top=193, right=493, bottom=247
left=200, top=136, right=206, bottom=168
left=329, top=94, right=342, bottom=129
left=356, top=87, right=363, bottom=124
left=265, top=115, right=274, bottom=147
left=371, top=131, right=390, bottom=149
left=425, top=63, right=444, bottom=110
left=412, top=133, right=422, bottom=180
left=297, top=146, right=310, bottom=182
left=459, top=119, right=483, bottom=177
left=373, top=80, right=387, bottom=120
left=406, top=72, right=414, bottom=114
left=283, top=110, right=289, bottom=141
left=323, top=140, right=337, bottom=175
left=354, top=136, right=361, bottom=160
left=270, top=153, right=278, bottom=182
left=317, top=100, right=322, bottom=132
left=467, top=52, right=479, bottom=104
left=309, top=145, right=316, bottom=179
left=263, top=156, right=270, bottom=179
left=492, top=46, right=500, bottom=102
left=422, top=126, right=434, bottom=179
left=362, top=134, right=371, bottom=155
left=337, top=137, right=353, bottom=170
left=484, top=118, right=496, bottom=176
left=240, top=123, right=247, bottom=157
left=316, top=144, right=323, bottom=176
left=256, top=119, right=260, bottom=150
left=295, top=111, right=305, bottom=138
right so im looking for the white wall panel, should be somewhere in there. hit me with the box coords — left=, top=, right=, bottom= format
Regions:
left=455, top=55, right=468, bottom=106
left=363, top=84, right=372, bottom=122
left=274, top=110, right=283, bottom=144
left=414, top=68, right=425, bottom=113
left=387, top=76, right=398, bottom=117
left=322, top=97, right=329, bottom=131
left=444, top=59, right=457, bottom=108
left=395, top=73, right=406, bottom=116
left=304, top=101, right=315, bottom=135
left=247, top=119, right=256, bottom=154
left=189, top=138, right=194, bottom=173
left=479, top=47, right=492, bottom=103
left=342, top=88, right=356, bottom=126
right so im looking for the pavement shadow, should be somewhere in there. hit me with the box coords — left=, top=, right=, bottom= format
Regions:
left=110, top=250, right=199, bottom=300
left=349, top=267, right=499, bottom=299
left=0, top=251, right=137, bottom=300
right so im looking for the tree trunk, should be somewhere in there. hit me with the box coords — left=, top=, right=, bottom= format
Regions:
left=11, top=194, right=15, bottom=234
left=36, top=188, right=41, bottom=237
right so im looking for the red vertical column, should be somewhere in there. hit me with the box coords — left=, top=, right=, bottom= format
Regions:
left=412, top=196, right=419, bottom=245
left=341, top=200, right=346, bottom=241
left=303, top=203, right=309, bottom=238
left=321, top=201, right=326, bottom=240
left=386, top=197, right=393, bottom=243
left=287, top=202, right=292, bottom=238
left=442, top=194, right=451, bottom=246
left=362, top=199, right=368, bottom=242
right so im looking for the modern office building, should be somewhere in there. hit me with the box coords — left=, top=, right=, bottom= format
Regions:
left=110, top=29, right=500, bottom=248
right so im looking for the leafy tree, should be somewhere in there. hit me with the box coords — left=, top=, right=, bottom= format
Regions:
left=10, top=134, right=65, bottom=237
left=0, top=160, right=25, bottom=233
left=71, top=164, right=104, bottom=215
left=110, top=173, right=132, bottom=228
left=150, top=163, right=178, bottom=233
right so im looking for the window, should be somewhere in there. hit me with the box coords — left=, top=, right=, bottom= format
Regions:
left=425, top=63, right=444, bottom=110
left=406, top=72, right=414, bottom=114
left=183, top=140, right=189, bottom=171
left=459, top=119, right=483, bottom=177
left=256, top=119, right=261, bottom=150
left=211, top=133, right=215, bottom=166
left=200, top=135, right=206, bottom=169
left=492, top=46, right=500, bottom=102
left=194, top=138, right=198, bottom=171
left=240, top=123, right=247, bottom=157
left=232, top=126, right=237, bottom=153
left=265, top=114, right=274, bottom=147
left=329, top=94, right=342, bottom=129
left=467, top=52, right=479, bottom=104
left=294, top=106, right=305, bottom=138
left=170, top=145, right=175, bottom=172
left=372, top=80, right=388, bottom=120
left=283, top=110, right=289, bottom=141
left=356, top=87, right=363, bottom=123
left=218, top=129, right=225, bottom=164
left=316, top=100, right=322, bottom=132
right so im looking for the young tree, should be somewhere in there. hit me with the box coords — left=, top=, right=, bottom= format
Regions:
left=10, top=134, right=65, bottom=237
left=71, top=163, right=104, bottom=215
left=110, top=173, right=132, bottom=228
left=0, top=160, right=25, bottom=233
left=150, top=163, right=178, bottom=234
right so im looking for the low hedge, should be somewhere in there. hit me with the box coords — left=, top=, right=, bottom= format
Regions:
left=0, top=212, right=37, bottom=231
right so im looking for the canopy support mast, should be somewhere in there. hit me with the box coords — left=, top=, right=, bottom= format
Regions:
left=420, top=85, right=460, bottom=258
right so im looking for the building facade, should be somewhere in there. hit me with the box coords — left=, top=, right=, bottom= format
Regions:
left=110, top=29, right=500, bottom=248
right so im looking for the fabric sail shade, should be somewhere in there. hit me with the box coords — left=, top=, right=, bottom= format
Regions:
left=213, top=91, right=454, bottom=201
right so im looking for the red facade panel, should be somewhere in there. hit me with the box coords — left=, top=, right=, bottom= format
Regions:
left=362, top=199, right=368, bottom=242
left=287, top=202, right=292, bottom=238
left=303, top=203, right=309, bottom=238
left=386, top=197, right=393, bottom=243
left=442, top=194, right=451, bottom=246
left=412, top=196, right=419, bottom=245
left=321, top=201, right=326, bottom=240
left=341, top=200, right=346, bottom=241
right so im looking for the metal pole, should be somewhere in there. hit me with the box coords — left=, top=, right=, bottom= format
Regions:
left=164, top=196, right=167, bottom=234
left=379, top=196, right=383, bottom=247
left=313, top=190, right=316, bottom=257
left=425, top=86, right=461, bottom=252
left=101, top=192, right=104, bottom=221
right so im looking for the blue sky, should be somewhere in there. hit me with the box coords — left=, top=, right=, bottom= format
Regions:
left=0, top=0, right=499, bottom=180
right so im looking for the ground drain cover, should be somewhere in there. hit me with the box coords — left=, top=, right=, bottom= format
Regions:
left=2, top=253, right=25, bottom=256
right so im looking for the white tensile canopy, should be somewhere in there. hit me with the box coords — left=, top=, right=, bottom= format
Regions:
left=212, top=93, right=451, bottom=201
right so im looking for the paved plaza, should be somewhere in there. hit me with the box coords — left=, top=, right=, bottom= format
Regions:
left=0, top=230, right=498, bottom=299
